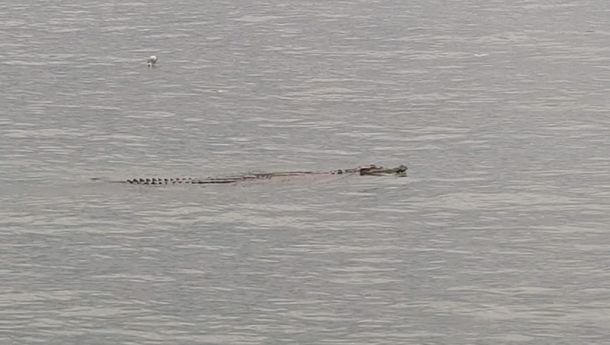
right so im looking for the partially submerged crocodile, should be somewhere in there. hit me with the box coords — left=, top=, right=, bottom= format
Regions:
left=96, top=164, right=407, bottom=185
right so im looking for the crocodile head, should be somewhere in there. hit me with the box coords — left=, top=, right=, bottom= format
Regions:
left=358, top=164, right=407, bottom=176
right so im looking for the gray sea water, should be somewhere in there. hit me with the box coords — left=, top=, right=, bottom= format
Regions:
left=2, top=1, right=610, bottom=344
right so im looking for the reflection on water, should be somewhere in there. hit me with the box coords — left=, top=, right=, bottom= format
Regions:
left=2, top=0, right=610, bottom=344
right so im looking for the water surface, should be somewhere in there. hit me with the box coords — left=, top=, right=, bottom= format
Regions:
left=1, top=1, right=610, bottom=344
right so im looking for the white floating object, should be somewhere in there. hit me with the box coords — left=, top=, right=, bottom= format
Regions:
left=147, top=55, right=158, bottom=67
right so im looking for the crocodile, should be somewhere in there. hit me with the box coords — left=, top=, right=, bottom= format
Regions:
left=95, top=164, right=407, bottom=185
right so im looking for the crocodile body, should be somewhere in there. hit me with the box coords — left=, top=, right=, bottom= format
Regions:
left=100, top=164, right=407, bottom=185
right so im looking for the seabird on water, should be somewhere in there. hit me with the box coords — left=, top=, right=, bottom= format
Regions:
left=147, top=55, right=158, bottom=67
